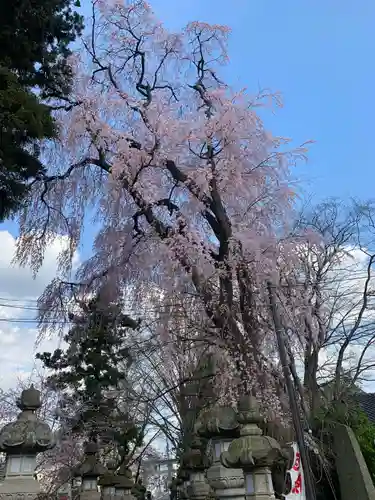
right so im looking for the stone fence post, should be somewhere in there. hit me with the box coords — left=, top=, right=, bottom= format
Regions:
left=332, top=424, right=375, bottom=500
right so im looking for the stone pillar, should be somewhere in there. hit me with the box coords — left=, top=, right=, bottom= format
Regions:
left=195, top=405, right=244, bottom=500
left=0, top=385, right=55, bottom=499
left=175, top=475, right=184, bottom=500
left=73, top=441, right=107, bottom=500
left=181, top=481, right=189, bottom=500
left=167, top=461, right=173, bottom=486
left=220, top=396, right=283, bottom=500
left=141, top=466, right=150, bottom=489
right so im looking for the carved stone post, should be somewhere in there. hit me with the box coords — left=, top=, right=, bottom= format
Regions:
left=195, top=405, right=244, bottom=500
left=220, top=396, right=282, bottom=500
left=0, top=385, right=55, bottom=499
left=73, top=441, right=107, bottom=500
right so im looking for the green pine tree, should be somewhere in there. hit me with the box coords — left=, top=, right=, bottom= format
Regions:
left=37, top=292, right=143, bottom=454
left=0, top=0, right=84, bottom=220
left=0, top=67, right=56, bottom=218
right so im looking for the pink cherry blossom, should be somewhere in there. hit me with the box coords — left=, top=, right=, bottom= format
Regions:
left=14, top=0, right=314, bottom=416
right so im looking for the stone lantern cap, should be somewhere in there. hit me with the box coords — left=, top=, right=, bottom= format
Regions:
left=114, top=462, right=134, bottom=489
left=195, top=404, right=240, bottom=439
left=98, top=459, right=118, bottom=487
left=74, top=441, right=107, bottom=478
left=0, top=385, right=54, bottom=454
left=220, top=395, right=282, bottom=471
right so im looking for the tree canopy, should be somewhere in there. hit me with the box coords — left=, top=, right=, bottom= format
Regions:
left=0, top=0, right=83, bottom=220
left=16, top=0, right=309, bottom=416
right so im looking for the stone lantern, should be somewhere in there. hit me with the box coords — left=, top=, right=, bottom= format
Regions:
left=114, top=462, right=134, bottom=499
left=175, top=472, right=184, bottom=500
left=220, top=395, right=282, bottom=500
left=184, top=436, right=210, bottom=500
left=99, top=460, right=118, bottom=499
left=168, top=476, right=178, bottom=500
left=176, top=466, right=189, bottom=500
left=0, top=384, right=54, bottom=496
left=73, top=441, right=107, bottom=500
left=132, top=478, right=146, bottom=500
left=180, top=448, right=192, bottom=498
left=195, top=405, right=244, bottom=500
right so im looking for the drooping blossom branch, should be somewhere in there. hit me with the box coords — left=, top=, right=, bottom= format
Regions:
left=15, top=0, right=312, bottom=413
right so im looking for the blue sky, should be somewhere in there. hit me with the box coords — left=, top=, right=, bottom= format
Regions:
left=146, top=0, right=375, bottom=202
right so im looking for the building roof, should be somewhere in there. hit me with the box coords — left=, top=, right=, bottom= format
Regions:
left=356, top=393, right=375, bottom=424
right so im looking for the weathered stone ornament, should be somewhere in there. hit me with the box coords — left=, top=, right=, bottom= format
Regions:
left=74, top=440, right=107, bottom=500
left=195, top=405, right=244, bottom=500
left=0, top=385, right=55, bottom=499
left=183, top=436, right=210, bottom=500
left=0, top=385, right=54, bottom=456
left=220, top=395, right=282, bottom=500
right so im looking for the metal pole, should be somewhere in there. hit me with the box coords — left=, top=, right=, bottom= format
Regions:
left=267, top=281, right=316, bottom=500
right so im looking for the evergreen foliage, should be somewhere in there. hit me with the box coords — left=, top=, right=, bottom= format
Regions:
left=0, top=67, right=55, bottom=218
left=313, top=398, right=375, bottom=489
left=37, top=293, right=143, bottom=455
left=0, top=0, right=83, bottom=220
left=320, top=401, right=375, bottom=483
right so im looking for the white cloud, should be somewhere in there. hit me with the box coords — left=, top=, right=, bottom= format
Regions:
left=0, top=230, right=79, bottom=300
left=0, top=230, right=79, bottom=390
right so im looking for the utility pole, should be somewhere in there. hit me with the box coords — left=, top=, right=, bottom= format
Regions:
left=267, top=281, right=316, bottom=500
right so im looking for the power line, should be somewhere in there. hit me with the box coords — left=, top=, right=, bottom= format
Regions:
left=0, top=318, right=71, bottom=324
left=0, top=296, right=38, bottom=302
left=0, top=275, right=373, bottom=306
